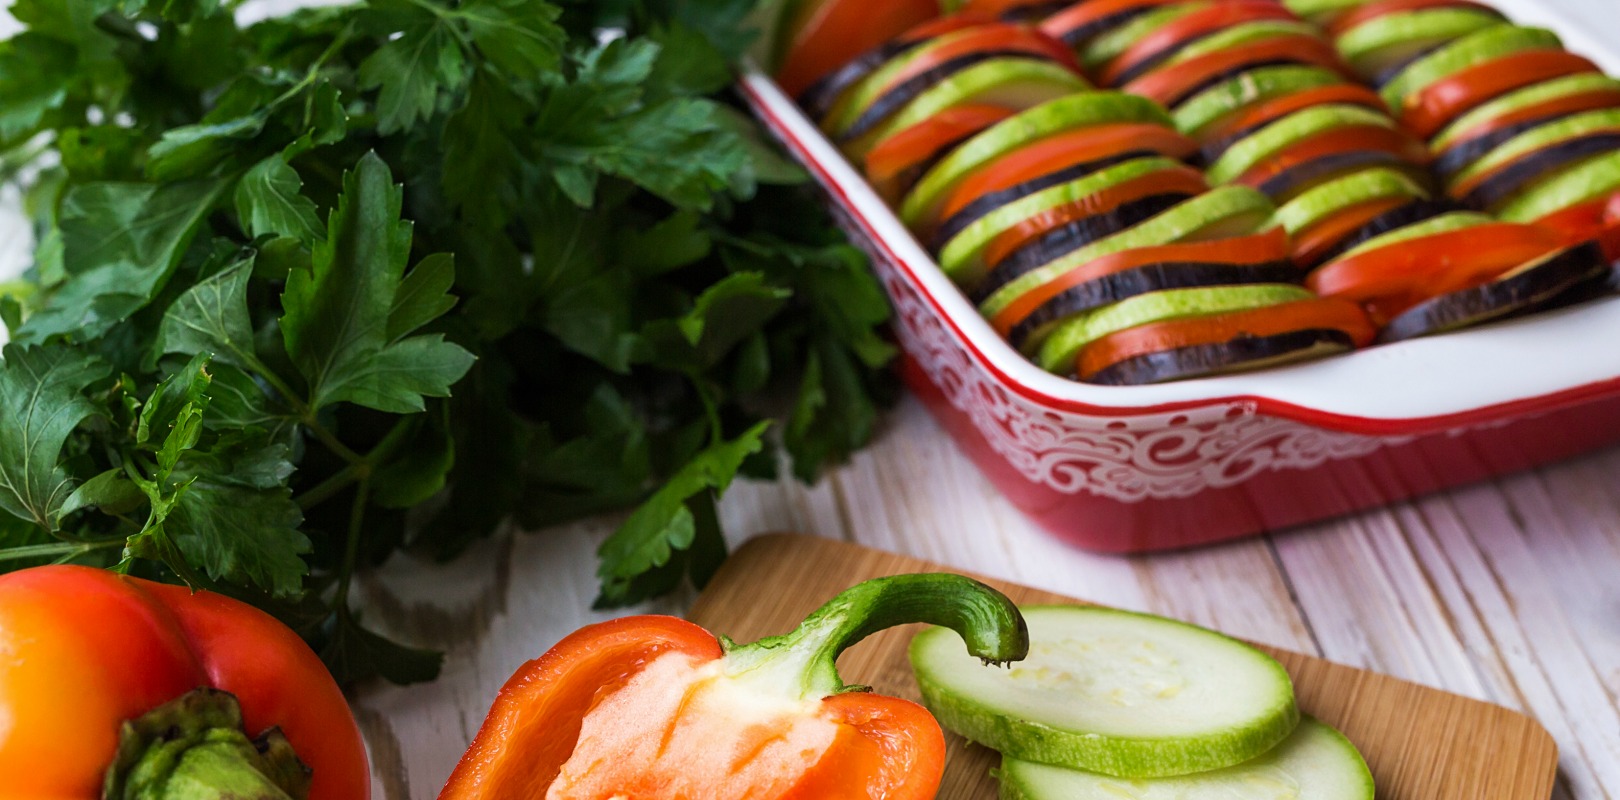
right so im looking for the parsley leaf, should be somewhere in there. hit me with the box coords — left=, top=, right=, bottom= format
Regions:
left=279, top=152, right=474, bottom=413
left=0, top=344, right=110, bottom=530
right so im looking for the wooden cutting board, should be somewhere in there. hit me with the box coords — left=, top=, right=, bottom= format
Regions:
left=688, top=534, right=1559, bottom=799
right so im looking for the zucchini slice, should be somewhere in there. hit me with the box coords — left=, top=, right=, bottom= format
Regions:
left=910, top=605, right=1300, bottom=777
left=998, top=718, right=1375, bottom=800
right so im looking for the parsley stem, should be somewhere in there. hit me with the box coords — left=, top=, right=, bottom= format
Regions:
left=242, top=354, right=368, bottom=466
left=295, top=463, right=364, bottom=510
left=0, top=539, right=122, bottom=563
left=334, top=477, right=371, bottom=623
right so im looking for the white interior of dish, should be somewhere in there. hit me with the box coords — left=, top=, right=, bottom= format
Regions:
left=744, top=0, right=1620, bottom=422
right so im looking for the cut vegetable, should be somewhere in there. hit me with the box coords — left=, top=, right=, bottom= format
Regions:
left=1378, top=241, right=1608, bottom=341
left=910, top=605, right=1300, bottom=777
left=1379, top=25, right=1562, bottom=111
left=902, top=92, right=1173, bottom=227
left=1172, top=65, right=1344, bottom=136
left=1268, top=166, right=1430, bottom=235
left=998, top=718, right=1375, bottom=800
left=1336, top=8, right=1504, bottom=77
left=1400, top=49, right=1599, bottom=138
left=775, top=0, right=942, bottom=97
left=1498, top=149, right=1620, bottom=221
left=1207, top=104, right=1398, bottom=184
left=1037, top=284, right=1315, bottom=371
left=866, top=105, right=1018, bottom=203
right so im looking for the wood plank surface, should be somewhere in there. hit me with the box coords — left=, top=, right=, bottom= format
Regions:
left=687, top=532, right=1559, bottom=800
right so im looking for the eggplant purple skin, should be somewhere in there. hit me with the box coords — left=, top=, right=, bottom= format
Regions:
left=1371, top=43, right=1450, bottom=89
left=839, top=51, right=1055, bottom=142
left=800, top=38, right=928, bottom=122
left=1006, top=259, right=1304, bottom=350
left=1109, top=26, right=1240, bottom=88
left=1199, top=98, right=1386, bottom=165
left=1165, top=57, right=1304, bottom=108
left=969, top=192, right=1192, bottom=301
left=1254, top=149, right=1419, bottom=200
left=1458, top=131, right=1620, bottom=210
left=882, top=128, right=995, bottom=203
left=1085, top=328, right=1354, bottom=384
left=1052, top=6, right=1157, bottom=48
left=931, top=150, right=1159, bottom=249
left=1309, top=198, right=1458, bottom=267
left=1434, top=113, right=1572, bottom=180
left=1377, top=241, right=1610, bottom=342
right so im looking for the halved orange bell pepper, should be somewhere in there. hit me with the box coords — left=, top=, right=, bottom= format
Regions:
left=0, top=565, right=368, bottom=800
left=438, top=573, right=1028, bottom=800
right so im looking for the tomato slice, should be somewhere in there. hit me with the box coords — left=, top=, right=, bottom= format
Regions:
left=1100, top=0, right=1297, bottom=87
left=983, top=165, right=1209, bottom=268
left=1290, top=196, right=1414, bottom=266
left=1402, top=50, right=1600, bottom=138
left=1076, top=297, right=1376, bottom=380
left=867, top=23, right=1079, bottom=102
left=1306, top=222, right=1565, bottom=316
left=776, top=0, right=941, bottom=97
left=1039, top=0, right=1188, bottom=44
left=957, top=0, right=1060, bottom=18
left=939, top=123, right=1198, bottom=220
left=1327, top=0, right=1501, bottom=38
left=1231, top=124, right=1430, bottom=190
left=990, top=227, right=1292, bottom=336
left=1437, top=88, right=1620, bottom=159
left=1201, top=83, right=1389, bottom=149
left=1534, top=191, right=1620, bottom=261
left=865, top=105, right=1017, bottom=201
left=1123, top=34, right=1348, bottom=107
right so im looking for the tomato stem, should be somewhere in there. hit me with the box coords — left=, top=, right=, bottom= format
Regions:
left=722, top=573, right=1028, bottom=700
left=103, top=689, right=311, bottom=800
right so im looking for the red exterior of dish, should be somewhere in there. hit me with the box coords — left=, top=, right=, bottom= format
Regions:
left=740, top=80, right=1620, bottom=553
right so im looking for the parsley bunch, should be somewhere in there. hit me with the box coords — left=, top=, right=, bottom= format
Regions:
left=0, top=0, right=895, bottom=683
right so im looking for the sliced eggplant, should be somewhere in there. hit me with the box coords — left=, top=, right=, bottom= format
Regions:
left=971, top=192, right=1195, bottom=302
left=1378, top=241, right=1609, bottom=341
left=979, top=186, right=1277, bottom=319
left=1313, top=198, right=1459, bottom=264
left=1255, top=150, right=1422, bottom=201
left=901, top=92, right=1172, bottom=227
left=1461, top=131, right=1620, bottom=210
left=1087, top=328, right=1355, bottom=384
left=1007, top=259, right=1303, bottom=351
left=1165, top=57, right=1307, bottom=109
left=1369, top=43, right=1448, bottom=89
left=800, top=37, right=929, bottom=121
left=1268, top=167, right=1431, bottom=235
left=1083, top=4, right=1205, bottom=71
left=1050, top=5, right=1162, bottom=49
left=1337, top=8, right=1504, bottom=78
left=1432, top=73, right=1620, bottom=151
left=932, top=149, right=1158, bottom=248
left=1172, top=65, right=1343, bottom=136
left=839, top=52, right=1060, bottom=142
left=1380, top=25, right=1563, bottom=110
left=1498, top=148, right=1620, bottom=221
left=1434, top=113, right=1568, bottom=180
left=1449, top=108, right=1620, bottom=188
left=1207, top=105, right=1397, bottom=185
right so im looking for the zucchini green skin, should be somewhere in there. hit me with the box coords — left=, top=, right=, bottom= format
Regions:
left=910, top=605, right=1301, bottom=779
left=997, top=718, right=1376, bottom=800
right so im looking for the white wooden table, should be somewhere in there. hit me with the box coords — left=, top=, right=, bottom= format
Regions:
left=356, top=392, right=1620, bottom=799
left=0, top=2, right=1615, bottom=798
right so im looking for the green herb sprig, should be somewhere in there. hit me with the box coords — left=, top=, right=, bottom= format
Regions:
left=0, top=0, right=895, bottom=684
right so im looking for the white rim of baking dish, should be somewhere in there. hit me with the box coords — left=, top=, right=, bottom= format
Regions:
left=738, top=0, right=1620, bottom=433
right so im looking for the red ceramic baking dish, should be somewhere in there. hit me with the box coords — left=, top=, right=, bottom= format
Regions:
left=738, top=0, right=1620, bottom=552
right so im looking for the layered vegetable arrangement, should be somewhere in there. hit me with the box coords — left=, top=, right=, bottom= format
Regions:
left=774, top=0, right=1620, bottom=383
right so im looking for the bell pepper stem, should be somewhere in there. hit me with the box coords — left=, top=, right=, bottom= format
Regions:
left=722, top=573, right=1029, bottom=701
left=103, top=688, right=313, bottom=800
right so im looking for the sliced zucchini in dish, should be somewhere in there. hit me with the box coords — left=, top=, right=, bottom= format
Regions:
left=1206, top=104, right=1396, bottom=185
left=910, top=605, right=1300, bottom=777
left=1447, top=107, right=1620, bottom=190
left=999, top=718, right=1375, bottom=800
left=1431, top=73, right=1620, bottom=152
left=1458, top=130, right=1620, bottom=211
left=799, top=16, right=982, bottom=122
left=1079, top=298, right=1374, bottom=384
left=1268, top=166, right=1430, bottom=235
left=844, top=57, right=1089, bottom=159
left=1379, top=25, right=1562, bottom=111
left=1336, top=8, right=1504, bottom=77
left=901, top=92, right=1171, bottom=228
left=1082, top=2, right=1208, bottom=71
left=939, top=156, right=1188, bottom=285
left=978, top=185, right=1278, bottom=320
left=1171, top=65, right=1344, bottom=137
left=1499, top=149, right=1620, bottom=222
left=1036, top=283, right=1315, bottom=373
